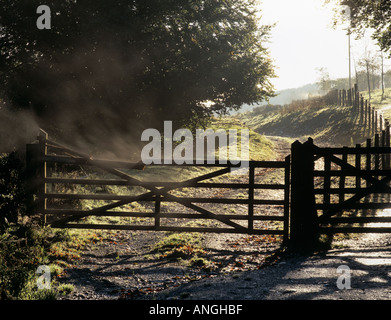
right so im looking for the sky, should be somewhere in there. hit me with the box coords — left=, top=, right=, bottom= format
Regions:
left=258, top=0, right=382, bottom=91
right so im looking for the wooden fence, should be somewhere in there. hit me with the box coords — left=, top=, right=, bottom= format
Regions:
left=26, top=130, right=290, bottom=240
left=328, top=84, right=388, bottom=138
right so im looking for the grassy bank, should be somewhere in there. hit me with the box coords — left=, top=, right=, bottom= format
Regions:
left=0, top=222, right=107, bottom=299
left=236, top=102, right=371, bottom=147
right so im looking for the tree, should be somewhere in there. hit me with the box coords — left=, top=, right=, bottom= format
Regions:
left=357, top=48, right=380, bottom=102
left=316, top=67, right=333, bottom=94
left=328, top=0, right=391, bottom=55
left=0, top=0, right=275, bottom=155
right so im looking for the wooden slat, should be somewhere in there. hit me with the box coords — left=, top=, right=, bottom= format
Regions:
left=44, top=155, right=143, bottom=170
left=314, top=187, right=376, bottom=194
left=314, top=169, right=391, bottom=176
left=45, top=193, right=286, bottom=205
left=50, top=223, right=285, bottom=235
left=45, top=151, right=286, bottom=169
left=319, top=227, right=391, bottom=234
left=317, top=146, right=391, bottom=155
left=326, top=216, right=391, bottom=224
left=44, top=209, right=285, bottom=221
left=45, top=177, right=286, bottom=190
left=316, top=202, right=391, bottom=210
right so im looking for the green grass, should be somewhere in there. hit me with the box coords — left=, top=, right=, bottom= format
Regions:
left=0, top=222, right=105, bottom=299
left=209, top=116, right=276, bottom=161
left=236, top=102, right=371, bottom=146
left=151, top=232, right=206, bottom=261
left=361, top=87, right=391, bottom=120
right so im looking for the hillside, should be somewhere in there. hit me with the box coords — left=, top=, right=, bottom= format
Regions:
left=234, top=88, right=391, bottom=148
left=236, top=83, right=320, bottom=114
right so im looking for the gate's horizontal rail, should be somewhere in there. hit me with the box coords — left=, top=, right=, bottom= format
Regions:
left=319, top=227, right=391, bottom=234
left=324, top=216, right=391, bottom=224
left=44, top=177, right=286, bottom=190
left=44, top=209, right=285, bottom=221
left=314, top=187, right=389, bottom=194
left=316, top=203, right=391, bottom=210
left=316, top=146, right=391, bottom=155
left=50, top=223, right=285, bottom=235
left=44, top=155, right=286, bottom=169
left=314, top=170, right=391, bottom=177
left=44, top=193, right=286, bottom=205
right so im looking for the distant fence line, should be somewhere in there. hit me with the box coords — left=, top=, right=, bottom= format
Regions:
left=327, top=84, right=389, bottom=139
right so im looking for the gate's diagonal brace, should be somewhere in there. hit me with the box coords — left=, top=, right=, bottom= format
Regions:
left=45, top=139, right=249, bottom=231
left=319, top=174, right=391, bottom=221
left=104, top=167, right=248, bottom=231
left=313, top=145, right=391, bottom=220
left=314, top=145, right=391, bottom=190
left=55, top=163, right=237, bottom=228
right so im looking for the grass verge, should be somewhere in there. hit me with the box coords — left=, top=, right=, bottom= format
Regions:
left=0, top=222, right=103, bottom=299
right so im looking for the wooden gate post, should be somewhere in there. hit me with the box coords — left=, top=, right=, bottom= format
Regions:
left=26, top=143, right=40, bottom=216
left=290, top=138, right=318, bottom=248
left=26, top=130, right=48, bottom=224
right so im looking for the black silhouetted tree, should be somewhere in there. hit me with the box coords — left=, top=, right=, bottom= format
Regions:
left=328, top=0, right=391, bottom=55
left=0, top=0, right=276, bottom=153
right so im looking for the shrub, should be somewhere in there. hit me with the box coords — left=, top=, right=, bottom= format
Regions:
left=0, top=224, right=70, bottom=299
left=0, top=152, right=26, bottom=230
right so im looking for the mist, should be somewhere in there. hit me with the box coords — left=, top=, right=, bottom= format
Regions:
left=19, top=43, right=164, bottom=161
left=0, top=103, right=40, bottom=153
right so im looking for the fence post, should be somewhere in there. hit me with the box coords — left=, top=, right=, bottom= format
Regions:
left=339, top=148, right=348, bottom=203
left=155, top=195, right=161, bottom=229
left=26, top=129, right=48, bottom=225
left=375, top=133, right=380, bottom=171
left=248, top=162, right=255, bottom=232
left=355, top=144, right=361, bottom=190
left=364, top=100, right=368, bottom=127
left=283, top=155, right=290, bottom=242
left=386, top=124, right=391, bottom=169
left=290, top=138, right=318, bottom=248
left=26, top=143, right=40, bottom=216
left=37, top=130, right=48, bottom=225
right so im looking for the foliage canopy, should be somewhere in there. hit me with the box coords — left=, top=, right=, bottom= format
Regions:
left=0, top=0, right=275, bottom=153
left=330, top=0, right=391, bottom=54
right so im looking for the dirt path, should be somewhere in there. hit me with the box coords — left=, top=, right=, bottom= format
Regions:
left=147, top=232, right=391, bottom=300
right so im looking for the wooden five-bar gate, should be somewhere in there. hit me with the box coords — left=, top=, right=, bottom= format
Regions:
left=291, top=136, right=391, bottom=246
left=26, top=127, right=391, bottom=247
left=26, top=130, right=290, bottom=240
